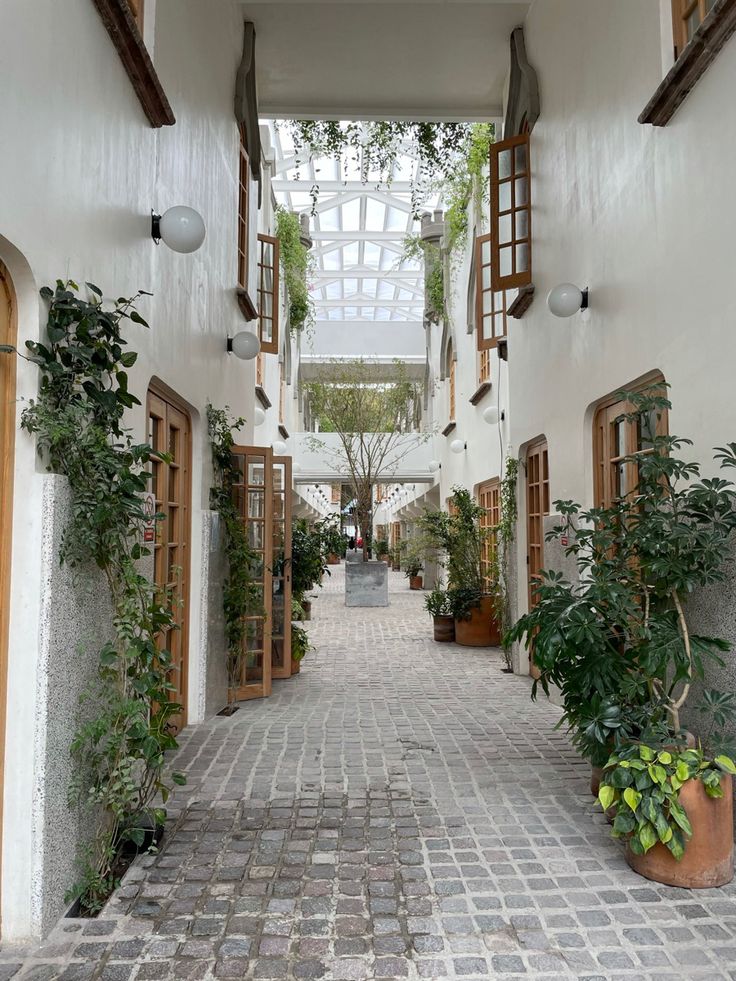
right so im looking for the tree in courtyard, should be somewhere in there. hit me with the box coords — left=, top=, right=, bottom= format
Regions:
left=305, top=360, right=428, bottom=561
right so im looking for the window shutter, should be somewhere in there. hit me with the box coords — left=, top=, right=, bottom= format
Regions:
left=257, top=234, right=279, bottom=354
left=490, top=132, right=531, bottom=291
left=475, top=233, right=508, bottom=351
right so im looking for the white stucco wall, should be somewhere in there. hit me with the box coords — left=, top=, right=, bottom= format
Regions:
left=0, top=0, right=259, bottom=938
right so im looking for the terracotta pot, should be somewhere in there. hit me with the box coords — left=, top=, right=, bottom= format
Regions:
left=625, top=775, right=734, bottom=888
left=433, top=615, right=455, bottom=643
left=409, top=575, right=423, bottom=590
left=290, top=658, right=301, bottom=675
left=454, top=596, right=501, bottom=647
left=328, top=554, right=340, bottom=565
left=302, top=599, right=312, bottom=621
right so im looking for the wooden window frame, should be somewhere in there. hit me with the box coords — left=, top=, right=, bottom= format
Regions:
left=490, top=133, right=532, bottom=291
left=257, top=233, right=280, bottom=355
left=90, top=0, right=174, bottom=127
left=593, top=377, right=668, bottom=510
left=449, top=352, right=456, bottom=422
left=478, top=478, right=501, bottom=595
left=476, top=232, right=508, bottom=358
left=672, top=0, right=717, bottom=57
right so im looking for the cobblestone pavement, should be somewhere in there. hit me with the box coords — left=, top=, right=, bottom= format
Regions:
left=4, top=567, right=736, bottom=979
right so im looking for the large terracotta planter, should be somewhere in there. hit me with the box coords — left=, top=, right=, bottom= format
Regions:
left=302, top=599, right=312, bottom=621
left=327, top=554, right=341, bottom=565
left=625, top=775, right=734, bottom=888
left=433, top=615, right=455, bottom=643
left=291, top=658, right=301, bottom=675
left=454, top=596, right=501, bottom=647
left=409, top=575, right=423, bottom=590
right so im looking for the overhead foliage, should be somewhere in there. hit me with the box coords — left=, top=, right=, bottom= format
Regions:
left=401, top=234, right=444, bottom=324
left=19, top=281, right=185, bottom=914
left=442, top=123, right=495, bottom=255
left=305, top=359, right=428, bottom=559
left=275, top=206, right=314, bottom=334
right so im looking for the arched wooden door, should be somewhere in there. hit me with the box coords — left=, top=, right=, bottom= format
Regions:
left=0, top=261, right=17, bottom=924
left=147, top=384, right=192, bottom=731
left=526, top=438, right=549, bottom=679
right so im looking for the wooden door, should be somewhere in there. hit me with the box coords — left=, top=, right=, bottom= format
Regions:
left=526, top=439, right=549, bottom=678
left=478, top=478, right=500, bottom=594
left=231, top=445, right=273, bottom=699
left=147, top=387, right=191, bottom=731
left=271, top=455, right=293, bottom=679
left=0, top=261, right=17, bottom=927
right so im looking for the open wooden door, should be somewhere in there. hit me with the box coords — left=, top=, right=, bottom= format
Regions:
left=147, top=385, right=192, bottom=732
left=271, top=455, right=293, bottom=679
left=231, top=445, right=273, bottom=700
left=526, top=438, right=549, bottom=679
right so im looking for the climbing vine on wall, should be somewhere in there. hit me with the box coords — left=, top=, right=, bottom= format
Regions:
left=206, top=405, right=262, bottom=705
left=401, top=235, right=445, bottom=323
left=442, top=123, right=495, bottom=255
left=275, top=206, right=314, bottom=335
left=19, top=280, right=185, bottom=914
left=496, top=456, right=519, bottom=669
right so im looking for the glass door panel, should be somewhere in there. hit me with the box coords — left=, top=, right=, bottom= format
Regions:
left=271, top=456, right=293, bottom=679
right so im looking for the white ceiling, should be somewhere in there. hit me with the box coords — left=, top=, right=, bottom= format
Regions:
left=243, top=1, right=529, bottom=121
left=270, top=122, right=437, bottom=328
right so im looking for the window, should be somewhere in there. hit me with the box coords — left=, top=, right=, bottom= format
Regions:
left=672, top=0, right=718, bottom=56
left=257, top=234, right=279, bottom=355
left=476, top=233, right=508, bottom=375
left=593, top=383, right=668, bottom=509
left=490, top=133, right=531, bottom=291
left=278, top=363, right=285, bottom=424
left=449, top=352, right=456, bottom=422
left=332, top=484, right=342, bottom=505
left=478, top=479, right=500, bottom=595
left=238, top=130, right=250, bottom=290
left=526, top=438, right=549, bottom=612
left=126, top=0, right=144, bottom=32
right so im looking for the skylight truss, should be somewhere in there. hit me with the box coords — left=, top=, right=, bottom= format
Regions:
left=268, top=123, right=439, bottom=328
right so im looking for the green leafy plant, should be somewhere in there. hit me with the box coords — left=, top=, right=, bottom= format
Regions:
left=275, top=206, right=314, bottom=334
left=375, top=538, right=390, bottom=559
left=506, top=386, right=736, bottom=767
left=424, top=585, right=451, bottom=619
left=206, top=406, right=263, bottom=705
left=401, top=536, right=425, bottom=579
left=316, top=513, right=347, bottom=559
left=599, top=744, right=736, bottom=860
left=291, top=622, right=313, bottom=663
left=442, top=123, right=495, bottom=255
left=20, top=280, right=185, bottom=914
left=292, top=518, right=329, bottom=603
left=401, top=235, right=444, bottom=324
left=495, top=457, right=519, bottom=669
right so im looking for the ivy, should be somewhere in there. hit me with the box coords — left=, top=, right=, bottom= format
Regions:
left=206, top=405, right=262, bottom=703
left=275, top=206, right=314, bottom=335
left=442, top=123, right=495, bottom=255
left=495, top=457, right=519, bottom=669
left=19, top=280, right=185, bottom=914
left=402, top=235, right=444, bottom=323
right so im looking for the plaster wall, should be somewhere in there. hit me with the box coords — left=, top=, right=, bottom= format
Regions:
left=0, top=0, right=259, bottom=938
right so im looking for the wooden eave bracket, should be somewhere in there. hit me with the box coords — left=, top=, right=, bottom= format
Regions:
left=278, top=425, right=289, bottom=439
left=441, top=421, right=457, bottom=437
left=469, top=382, right=492, bottom=406
left=236, top=288, right=258, bottom=321
left=497, top=338, right=509, bottom=362
left=255, top=386, right=272, bottom=410
left=507, top=285, right=535, bottom=319
left=235, top=21, right=262, bottom=181
left=639, top=0, right=736, bottom=126
left=90, top=0, right=175, bottom=127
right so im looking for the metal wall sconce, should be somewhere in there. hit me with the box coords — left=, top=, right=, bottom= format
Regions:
left=547, top=283, right=589, bottom=318
left=227, top=331, right=260, bottom=360
left=450, top=439, right=467, bottom=454
left=151, top=206, right=206, bottom=253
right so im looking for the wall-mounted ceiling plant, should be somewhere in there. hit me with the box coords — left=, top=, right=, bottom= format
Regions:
left=275, top=206, right=314, bottom=335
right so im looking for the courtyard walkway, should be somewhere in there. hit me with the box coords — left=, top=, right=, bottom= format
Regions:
left=4, top=567, right=736, bottom=980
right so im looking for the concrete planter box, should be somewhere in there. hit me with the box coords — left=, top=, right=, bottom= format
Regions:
left=345, top=549, right=363, bottom=563
left=345, top=559, right=389, bottom=607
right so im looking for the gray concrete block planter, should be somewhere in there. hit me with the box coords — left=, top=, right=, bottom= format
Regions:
left=345, top=559, right=389, bottom=607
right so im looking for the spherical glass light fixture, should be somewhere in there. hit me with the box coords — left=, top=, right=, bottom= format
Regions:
left=272, top=440, right=287, bottom=456
left=428, top=460, right=440, bottom=473
left=547, top=283, right=589, bottom=318
left=450, top=439, right=467, bottom=454
left=483, top=406, right=499, bottom=426
left=152, top=206, right=206, bottom=253
left=228, top=331, right=260, bottom=360
left=253, top=406, right=266, bottom=426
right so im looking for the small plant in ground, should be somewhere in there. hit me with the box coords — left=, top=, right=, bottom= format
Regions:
left=599, top=744, right=736, bottom=860
left=19, top=280, right=185, bottom=914
left=424, top=585, right=451, bottom=619
left=206, top=405, right=263, bottom=704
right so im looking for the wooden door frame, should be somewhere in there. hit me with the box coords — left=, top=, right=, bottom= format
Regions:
left=525, top=437, right=549, bottom=679
left=147, top=380, right=192, bottom=730
left=0, top=261, right=17, bottom=929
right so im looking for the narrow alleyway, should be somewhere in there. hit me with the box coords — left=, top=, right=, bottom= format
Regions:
left=5, top=569, right=736, bottom=980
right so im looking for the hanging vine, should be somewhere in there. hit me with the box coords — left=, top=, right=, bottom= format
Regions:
left=206, top=405, right=262, bottom=705
left=441, top=123, right=495, bottom=255
left=496, top=457, right=519, bottom=669
left=275, top=206, right=315, bottom=335
left=401, top=235, right=445, bottom=323
left=18, top=280, right=185, bottom=914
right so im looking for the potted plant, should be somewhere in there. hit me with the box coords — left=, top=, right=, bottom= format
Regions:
left=401, top=537, right=425, bottom=590
left=391, top=543, right=401, bottom=571
left=292, top=518, right=329, bottom=620
left=422, top=488, right=501, bottom=647
left=290, top=618, right=313, bottom=675
left=425, top=585, right=454, bottom=642
left=317, top=514, right=346, bottom=565
left=506, top=387, right=736, bottom=885
left=375, top=539, right=390, bottom=564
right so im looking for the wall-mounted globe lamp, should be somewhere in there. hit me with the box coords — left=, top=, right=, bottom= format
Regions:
left=428, top=460, right=441, bottom=473
left=151, top=206, right=206, bottom=253
left=227, top=331, right=260, bottom=360
left=272, top=440, right=287, bottom=456
left=482, top=406, right=506, bottom=425
left=253, top=407, right=266, bottom=426
left=450, top=439, right=467, bottom=454
left=547, top=283, right=589, bottom=318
